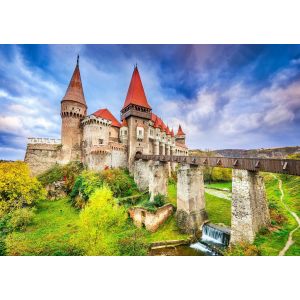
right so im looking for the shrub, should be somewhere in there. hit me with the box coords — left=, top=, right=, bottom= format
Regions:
left=153, top=194, right=166, bottom=207
left=37, top=163, right=63, bottom=186
left=99, top=168, right=137, bottom=197
left=0, top=162, right=46, bottom=216
left=211, top=167, right=232, bottom=182
left=38, top=161, right=84, bottom=193
left=70, top=171, right=103, bottom=208
left=8, top=208, right=35, bottom=231
left=137, top=193, right=166, bottom=212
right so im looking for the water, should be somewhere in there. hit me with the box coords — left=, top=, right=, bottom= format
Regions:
left=202, top=223, right=230, bottom=246
left=189, top=224, right=230, bottom=256
left=150, top=224, right=230, bottom=256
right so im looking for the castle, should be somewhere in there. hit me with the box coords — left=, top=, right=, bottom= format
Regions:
left=25, top=57, right=188, bottom=176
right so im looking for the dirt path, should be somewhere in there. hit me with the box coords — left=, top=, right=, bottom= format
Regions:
left=275, top=176, right=300, bottom=256
left=205, top=188, right=231, bottom=201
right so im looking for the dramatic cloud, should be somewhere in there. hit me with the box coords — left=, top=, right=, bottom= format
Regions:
left=0, top=44, right=300, bottom=160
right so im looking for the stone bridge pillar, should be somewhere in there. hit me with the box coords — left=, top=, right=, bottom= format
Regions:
left=231, top=169, right=270, bottom=244
left=166, top=145, right=171, bottom=176
left=149, top=161, right=168, bottom=202
left=154, top=141, right=159, bottom=155
left=176, top=164, right=208, bottom=233
left=133, top=159, right=151, bottom=191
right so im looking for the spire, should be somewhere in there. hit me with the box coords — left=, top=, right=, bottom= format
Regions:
left=153, top=116, right=160, bottom=128
left=62, top=57, right=86, bottom=107
left=171, top=128, right=174, bottom=137
left=176, top=125, right=185, bottom=136
left=166, top=125, right=171, bottom=135
left=122, top=66, right=151, bottom=110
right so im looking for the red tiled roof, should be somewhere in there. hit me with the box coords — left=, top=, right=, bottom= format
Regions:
left=62, top=60, right=86, bottom=106
left=176, top=124, right=185, bottom=136
left=93, top=108, right=121, bottom=128
left=122, top=66, right=151, bottom=110
left=121, top=118, right=128, bottom=127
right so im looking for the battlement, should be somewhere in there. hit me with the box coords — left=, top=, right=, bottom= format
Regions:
left=28, top=137, right=62, bottom=145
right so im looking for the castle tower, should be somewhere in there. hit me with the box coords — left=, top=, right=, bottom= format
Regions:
left=60, top=56, right=87, bottom=163
left=121, top=66, right=152, bottom=171
left=175, top=125, right=186, bottom=146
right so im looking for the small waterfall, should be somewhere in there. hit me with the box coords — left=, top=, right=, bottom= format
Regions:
left=202, top=224, right=230, bottom=246
left=189, top=223, right=230, bottom=256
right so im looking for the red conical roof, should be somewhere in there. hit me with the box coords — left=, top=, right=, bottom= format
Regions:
left=62, top=58, right=86, bottom=106
left=153, top=116, right=160, bottom=128
left=166, top=126, right=171, bottom=135
left=122, top=66, right=151, bottom=110
left=121, top=118, right=128, bottom=127
left=93, top=108, right=121, bottom=128
left=176, top=125, right=185, bottom=136
left=171, top=129, right=174, bottom=137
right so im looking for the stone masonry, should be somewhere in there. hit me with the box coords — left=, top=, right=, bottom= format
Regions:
left=148, top=161, right=169, bottom=202
left=133, top=159, right=151, bottom=191
left=176, top=164, right=208, bottom=233
left=230, top=169, right=270, bottom=244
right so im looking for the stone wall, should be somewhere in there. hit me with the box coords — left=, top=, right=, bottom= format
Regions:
left=129, top=204, right=174, bottom=232
left=231, top=169, right=270, bottom=244
left=24, top=143, right=62, bottom=176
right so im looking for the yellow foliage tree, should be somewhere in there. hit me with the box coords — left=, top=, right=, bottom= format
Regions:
left=0, top=161, right=46, bottom=217
left=75, top=185, right=128, bottom=255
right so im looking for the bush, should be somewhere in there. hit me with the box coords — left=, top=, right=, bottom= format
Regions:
left=211, top=167, right=232, bottom=182
left=99, top=168, right=137, bottom=197
left=70, top=171, right=103, bottom=208
left=0, top=162, right=46, bottom=216
left=70, top=168, right=137, bottom=208
left=38, top=161, right=84, bottom=193
left=137, top=193, right=166, bottom=212
left=8, top=208, right=35, bottom=231
left=153, top=194, right=166, bottom=207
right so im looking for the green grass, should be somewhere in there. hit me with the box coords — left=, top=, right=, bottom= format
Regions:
left=144, top=215, right=189, bottom=243
left=205, top=181, right=232, bottom=191
left=167, top=184, right=177, bottom=206
left=5, top=198, right=80, bottom=256
left=253, top=174, right=300, bottom=256
left=205, top=192, right=231, bottom=226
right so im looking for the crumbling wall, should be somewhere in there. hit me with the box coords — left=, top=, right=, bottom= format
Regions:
left=24, top=144, right=62, bottom=176
left=129, top=204, right=174, bottom=232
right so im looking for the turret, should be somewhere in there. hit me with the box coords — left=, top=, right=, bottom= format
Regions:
left=176, top=125, right=186, bottom=146
left=60, top=56, right=87, bottom=162
left=120, top=66, right=152, bottom=171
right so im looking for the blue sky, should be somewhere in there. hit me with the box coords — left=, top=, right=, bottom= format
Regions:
left=0, top=44, right=300, bottom=160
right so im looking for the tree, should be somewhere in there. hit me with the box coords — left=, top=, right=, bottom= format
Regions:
left=0, top=162, right=46, bottom=217
left=74, top=186, right=146, bottom=255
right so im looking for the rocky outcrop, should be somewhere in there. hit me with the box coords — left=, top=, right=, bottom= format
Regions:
left=45, top=181, right=66, bottom=200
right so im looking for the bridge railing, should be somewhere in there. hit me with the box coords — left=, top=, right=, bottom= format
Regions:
left=135, top=153, right=300, bottom=176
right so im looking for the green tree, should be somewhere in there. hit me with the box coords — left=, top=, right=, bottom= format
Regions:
left=0, top=162, right=46, bottom=217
